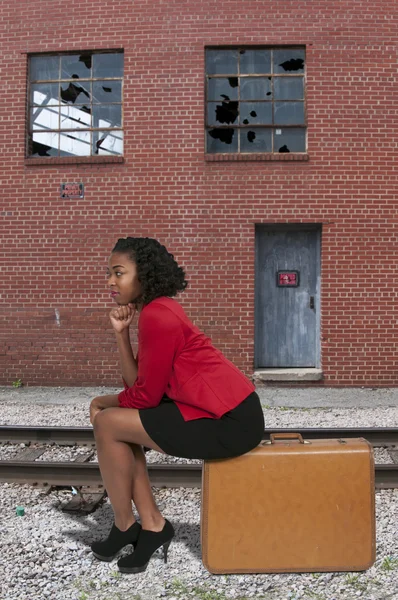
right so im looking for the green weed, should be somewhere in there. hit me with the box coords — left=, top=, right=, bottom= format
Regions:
left=381, top=556, right=398, bottom=571
left=345, top=573, right=368, bottom=592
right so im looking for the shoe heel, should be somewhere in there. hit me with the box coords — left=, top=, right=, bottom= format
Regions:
left=163, top=540, right=171, bottom=563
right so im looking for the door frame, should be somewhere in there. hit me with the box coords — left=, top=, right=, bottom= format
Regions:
left=254, top=223, right=322, bottom=369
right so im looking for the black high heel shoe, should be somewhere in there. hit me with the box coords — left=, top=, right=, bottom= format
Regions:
left=91, top=521, right=141, bottom=562
left=117, top=519, right=174, bottom=573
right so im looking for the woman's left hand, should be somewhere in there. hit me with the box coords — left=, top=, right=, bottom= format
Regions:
left=90, top=397, right=103, bottom=424
left=90, top=394, right=120, bottom=425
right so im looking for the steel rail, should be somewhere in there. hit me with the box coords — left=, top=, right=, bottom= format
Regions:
left=0, top=426, right=96, bottom=445
left=0, top=461, right=396, bottom=489
left=0, top=461, right=200, bottom=488
left=1, top=426, right=398, bottom=446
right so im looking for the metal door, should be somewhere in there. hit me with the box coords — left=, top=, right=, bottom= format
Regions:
left=255, top=226, right=321, bottom=368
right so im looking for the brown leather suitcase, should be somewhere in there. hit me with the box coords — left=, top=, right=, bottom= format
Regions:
left=201, top=433, right=375, bottom=574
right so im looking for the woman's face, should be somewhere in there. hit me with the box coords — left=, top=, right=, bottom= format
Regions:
left=107, top=252, right=142, bottom=305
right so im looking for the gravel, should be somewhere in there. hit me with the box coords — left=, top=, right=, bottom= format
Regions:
left=0, top=387, right=398, bottom=600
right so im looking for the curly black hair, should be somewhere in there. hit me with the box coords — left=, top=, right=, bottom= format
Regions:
left=112, top=237, right=188, bottom=305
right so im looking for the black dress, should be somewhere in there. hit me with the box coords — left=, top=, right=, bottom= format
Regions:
left=139, top=391, right=264, bottom=460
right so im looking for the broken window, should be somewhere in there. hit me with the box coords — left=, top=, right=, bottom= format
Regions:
left=206, top=47, right=306, bottom=154
left=27, top=51, right=124, bottom=157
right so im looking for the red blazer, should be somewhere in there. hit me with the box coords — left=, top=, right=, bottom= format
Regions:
left=118, top=296, right=255, bottom=421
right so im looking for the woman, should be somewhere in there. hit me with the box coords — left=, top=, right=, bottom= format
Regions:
left=90, top=237, right=264, bottom=574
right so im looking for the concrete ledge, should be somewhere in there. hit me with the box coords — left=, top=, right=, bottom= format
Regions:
left=254, top=368, right=323, bottom=382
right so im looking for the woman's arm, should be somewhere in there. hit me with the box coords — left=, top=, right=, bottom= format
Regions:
left=118, top=304, right=184, bottom=410
left=109, top=303, right=138, bottom=387
left=115, top=329, right=138, bottom=388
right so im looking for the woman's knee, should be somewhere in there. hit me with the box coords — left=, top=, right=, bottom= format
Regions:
left=93, top=408, right=142, bottom=443
left=93, top=408, right=114, bottom=438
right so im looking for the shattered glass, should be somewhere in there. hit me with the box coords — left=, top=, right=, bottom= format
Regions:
left=93, top=104, right=122, bottom=128
left=92, top=81, right=122, bottom=103
left=274, top=128, right=306, bottom=152
left=93, top=130, right=123, bottom=155
left=240, top=77, right=272, bottom=100
left=240, top=128, right=272, bottom=152
left=240, top=102, right=272, bottom=125
left=28, top=52, right=124, bottom=157
left=207, top=101, right=239, bottom=126
left=31, top=83, right=59, bottom=106
left=60, top=81, right=91, bottom=104
left=207, top=78, right=238, bottom=101
left=273, top=49, right=305, bottom=74
left=61, top=54, right=92, bottom=79
left=30, top=131, right=59, bottom=156
left=207, top=129, right=238, bottom=152
left=205, top=47, right=306, bottom=154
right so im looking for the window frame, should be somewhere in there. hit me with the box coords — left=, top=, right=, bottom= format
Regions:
left=26, top=49, right=124, bottom=160
left=205, top=46, right=307, bottom=156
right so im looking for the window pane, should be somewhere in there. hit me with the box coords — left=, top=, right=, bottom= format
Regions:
left=59, top=130, right=91, bottom=156
left=206, top=49, right=238, bottom=75
left=240, top=128, right=272, bottom=152
left=274, top=101, right=305, bottom=125
left=93, top=130, right=123, bottom=155
left=61, top=54, right=92, bottom=79
left=31, top=83, right=59, bottom=106
left=240, top=49, right=271, bottom=74
left=30, top=56, right=59, bottom=81
left=28, top=52, right=124, bottom=158
left=273, top=49, right=305, bottom=74
left=60, top=105, right=92, bottom=129
left=207, top=128, right=238, bottom=152
left=93, top=104, right=122, bottom=128
left=207, top=101, right=239, bottom=126
left=274, top=128, right=306, bottom=152
left=30, top=131, right=59, bottom=156
left=240, top=77, right=272, bottom=100
left=31, top=106, right=60, bottom=130
left=60, top=81, right=91, bottom=104
left=92, top=81, right=122, bottom=103
left=240, top=102, right=272, bottom=125
left=274, top=76, right=304, bottom=100
left=207, top=78, right=238, bottom=101
left=93, top=53, right=124, bottom=78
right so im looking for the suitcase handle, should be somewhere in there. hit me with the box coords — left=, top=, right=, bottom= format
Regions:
left=270, top=433, right=305, bottom=444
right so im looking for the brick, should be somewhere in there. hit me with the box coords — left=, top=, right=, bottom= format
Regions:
left=0, top=0, right=397, bottom=387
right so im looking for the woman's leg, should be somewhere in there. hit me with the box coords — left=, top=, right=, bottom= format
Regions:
left=93, top=407, right=165, bottom=532
left=129, top=443, right=165, bottom=531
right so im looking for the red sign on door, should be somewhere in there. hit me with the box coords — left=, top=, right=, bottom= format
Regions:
left=277, top=271, right=299, bottom=287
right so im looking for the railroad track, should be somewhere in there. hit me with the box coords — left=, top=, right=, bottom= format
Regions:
left=1, top=426, right=398, bottom=490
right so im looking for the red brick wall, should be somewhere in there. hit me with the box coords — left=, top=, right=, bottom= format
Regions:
left=1, top=0, right=397, bottom=386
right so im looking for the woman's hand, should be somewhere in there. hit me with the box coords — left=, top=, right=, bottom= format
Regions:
left=90, top=394, right=120, bottom=425
left=90, top=397, right=103, bottom=425
left=109, top=303, right=136, bottom=333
